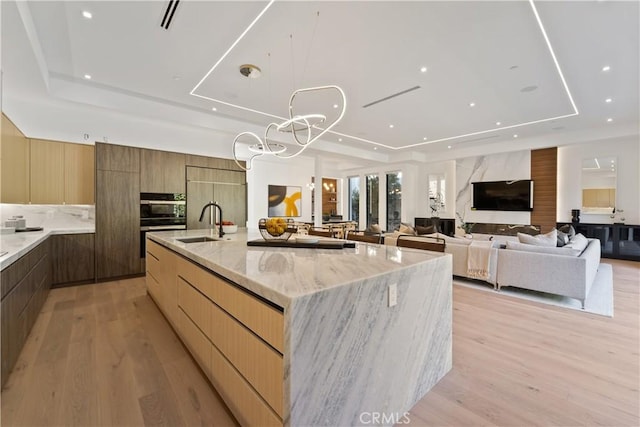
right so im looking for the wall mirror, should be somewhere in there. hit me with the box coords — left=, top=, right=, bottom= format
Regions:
left=581, top=156, right=616, bottom=214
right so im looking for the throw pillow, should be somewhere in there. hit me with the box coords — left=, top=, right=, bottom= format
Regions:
left=557, top=230, right=569, bottom=247
left=399, top=223, right=416, bottom=235
left=370, top=223, right=382, bottom=233
left=415, top=225, right=436, bottom=235
left=558, top=224, right=576, bottom=238
left=564, top=233, right=589, bottom=254
left=505, top=241, right=582, bottom=257
left=517, top=229, right=557, bottom=247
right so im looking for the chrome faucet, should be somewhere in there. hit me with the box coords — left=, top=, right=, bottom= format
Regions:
left=199, top=201, right=224, bottom=238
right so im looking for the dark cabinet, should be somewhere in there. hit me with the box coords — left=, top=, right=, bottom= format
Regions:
left=1, top=238, right=51, bottom=388
left=140, top=149, right=185, bottom=193
left=96, top=143, right=142, bottom=280
left=559, top=223, right=640, bottom=261
left=415, top=217, right=456, bottom=237
left=186, top=166, right=246, bottom=230
left=50, top=233, right=95, bottom=286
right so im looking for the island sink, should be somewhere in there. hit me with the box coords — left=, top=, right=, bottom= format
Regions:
left=176, top=236, right=218, bottom=244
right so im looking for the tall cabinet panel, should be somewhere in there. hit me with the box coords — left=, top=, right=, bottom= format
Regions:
left=95, top=143, right=142, bottom=279
left=30, top=139, right=65, bottom=204
left=0, top=114, right=30, bottom=203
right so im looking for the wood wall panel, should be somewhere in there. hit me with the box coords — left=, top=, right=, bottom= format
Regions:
left=530, top=147, right=557, bottom=233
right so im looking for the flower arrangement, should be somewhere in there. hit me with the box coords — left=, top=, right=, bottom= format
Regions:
left=456, top=212, right=474, bottom=234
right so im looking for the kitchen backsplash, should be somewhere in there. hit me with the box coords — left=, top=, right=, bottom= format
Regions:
left=0, top=204, right=95, bottom=230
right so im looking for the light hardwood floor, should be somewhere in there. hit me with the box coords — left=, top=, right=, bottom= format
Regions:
left=1, top=260, right=638, bottom=426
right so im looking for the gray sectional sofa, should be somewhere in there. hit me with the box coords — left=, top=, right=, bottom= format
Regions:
left=385, top=231, right=601, bottom=308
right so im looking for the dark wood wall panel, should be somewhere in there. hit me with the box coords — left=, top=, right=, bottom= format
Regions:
left=531, top=148, right=558, bottom=233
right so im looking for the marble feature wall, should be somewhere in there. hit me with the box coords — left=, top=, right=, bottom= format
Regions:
left=0, top=204, right=95, bottom=230
left=456, top=151, right=531, bottom=228
left=285, top=255, right=452, bottom=426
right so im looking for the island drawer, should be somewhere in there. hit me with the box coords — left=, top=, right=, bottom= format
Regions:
left=178, top=309, right=212, bottom=378
left=177, top=274, right=283, bottom=418
left=210, top=336, right=282, bottom=427
left=176, top=256, right=284, bottom=353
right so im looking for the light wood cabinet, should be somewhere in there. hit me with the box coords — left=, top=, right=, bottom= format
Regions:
left=1, top=114, right=30, bottom=203
left=146, top=239, right=178, bottom=326
left=30, top=139, right=65, bottom=204
left=64, top=143, right=95, bottom=204
left=147, top=242, right=284, bottom=425
left=140, top=149, right=185, bottom=194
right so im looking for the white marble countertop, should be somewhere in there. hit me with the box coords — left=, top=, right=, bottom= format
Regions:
left=0, top=225, right=95, bottom=271
left=148, top=229, right=449, bottom=309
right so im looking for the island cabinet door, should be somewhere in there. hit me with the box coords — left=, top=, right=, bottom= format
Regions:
left=174, top=255, right=284, bottom=426
left=145, top=239, right=178, bottom=327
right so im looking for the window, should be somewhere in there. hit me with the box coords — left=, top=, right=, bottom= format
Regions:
left=386, top=171, right=402, bottom=231
left=366, top=174, right=379, bottom=228
left=348, top=176, right=360, bottom=224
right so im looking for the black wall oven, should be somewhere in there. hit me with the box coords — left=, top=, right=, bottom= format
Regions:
left=140, top=192, right=186, bottom=257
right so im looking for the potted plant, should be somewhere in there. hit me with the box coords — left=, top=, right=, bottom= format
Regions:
left=456, top=212, right=474, bottom=235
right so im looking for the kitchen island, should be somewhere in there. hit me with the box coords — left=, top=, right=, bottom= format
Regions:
left=146, top=229, right=452, bottom=426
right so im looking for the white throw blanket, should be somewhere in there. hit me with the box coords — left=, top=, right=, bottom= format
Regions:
left=467, top=240, right=493, bottom=280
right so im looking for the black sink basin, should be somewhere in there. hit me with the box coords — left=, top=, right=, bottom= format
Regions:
left=176, top=236, right=218, bottom=244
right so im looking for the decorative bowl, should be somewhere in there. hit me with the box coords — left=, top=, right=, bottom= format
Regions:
left=222, top=225, right=238, bottom=234
left=258, top=218, right=295, bottom=241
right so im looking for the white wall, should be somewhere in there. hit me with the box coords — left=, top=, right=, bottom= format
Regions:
left=246, top=155, right=315, bottom=229
left=558, top=136, right=639, bottom=225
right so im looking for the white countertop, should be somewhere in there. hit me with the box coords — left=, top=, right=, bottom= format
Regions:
left=148, top=229, right=449, bottom=309
left=0, top=225, right=95, bottom=271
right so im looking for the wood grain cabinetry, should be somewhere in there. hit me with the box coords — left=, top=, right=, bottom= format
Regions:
left=145, top=239, right=178, bottom=326
left=147, top=241, right=284, bottom=425
left=96, top=143, right=141, bottom=279
left=186, top=166, right=246, bottom=230
left=50, top=233, right=95, bottom=286
left=1, top=238, right=51, bottom=388
left=185, top=154, right=245, bottom=171
left=0, top=114, right=30, bottom=203
left=30, top=139, right=65, bottom=204
left=140, top=149, right=185, bottom=194
left=64, top=143, right=95, bottom=204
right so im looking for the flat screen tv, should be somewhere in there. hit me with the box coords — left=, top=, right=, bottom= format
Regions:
left=472, top=180, right=533, bottom=211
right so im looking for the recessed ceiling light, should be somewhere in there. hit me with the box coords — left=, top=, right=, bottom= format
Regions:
left=447, top=145, right=452, bottom=149
left=611, top=160, right=615, bottom=163
left=605, top=98, right=612, bottom=103
left=82, top=10, right=92, bottom=19
left=496, top=121, right=501, bottom=126
left=338, top=138, right=342, bottom=142
left=373, top=147, right=378, bottom=150
left=420, top=66, right=428, bottom=73
left=607, top=118, right=613, bottom=122
left=211, top=107, right=217, bottom=111
left=602, top=65, right=611, bottom=72
left=513, top=134, right=518, bottom=138
left=389, top=124, right=394, bottom=129
left=469, top=102, right=476, bottom=107
left=333, top=104, right=338, bottom=109
left=84, top=74, right=92, bottom=80
left=423, top=137, right=428, bottom=141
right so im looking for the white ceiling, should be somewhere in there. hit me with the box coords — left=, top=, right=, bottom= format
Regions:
left=2, top=0, right=639, bottom=168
